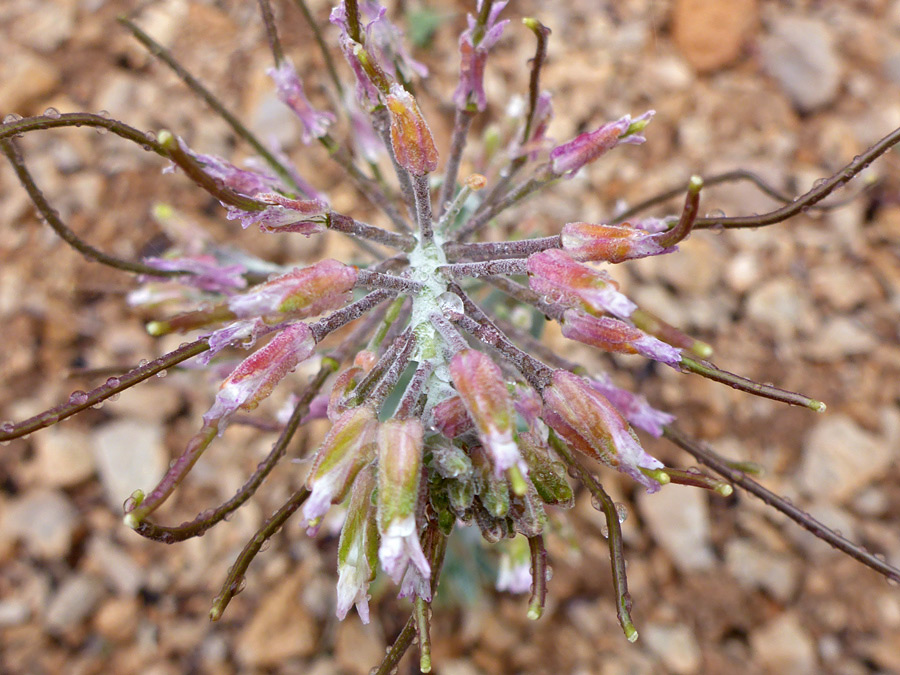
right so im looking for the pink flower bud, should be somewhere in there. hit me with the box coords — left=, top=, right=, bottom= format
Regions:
left=386, top=84, right=439, bottom=175
left=226, top=193, right=329, bottom=234
left=561, top=310, right=683, bottom=366
left=336, top=466, right=378, bottom=623
left=327, top=365, right=367, bottom=421
left=527, top=248, right=636, bottom=319
left=164, top=137, right=284, bottom=196
left=227, top=259, right=358, bottom=321
left=453, top=1, right=510, bottom=111
left=376, top=419, right=430, bottom=584
left=542, top=370, right=664, bottom=492
left=303, top=405, right=378, bottom=533
left=496, top=536, right=532, bottom=594
left=560, top=221, right=676, bottom=263
left=202, top=321, right=316, bottom=429
left=267, top=60, right=335, bottom=143
left=449, top=349, right=524, bottom=478
left=589, top=375, right=675, bottom=438
left=199, top=317, right=266, bottom=365
left=550, top=111, right=653, bottom=177
left=139, top=254, right=248, bottom=294
left=431, top=395, right=474, bottom=438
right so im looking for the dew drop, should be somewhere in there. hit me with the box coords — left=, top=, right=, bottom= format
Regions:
left=615, top=502, right=628, bottom=524
left=436, top=291, right=464, bottom=320
left=156, top=369, right=168, bottom=378
left=106, top=377, right=121, bottom=388
left=705, top=208, right=726, bottom=219
left=91, top=401, right=104, bottom=409
left=599, top=524, right=609, bottom=539
left=888, top=576, right=900, bottom=588
left=1, top=421, right=14, bottom=434
left=3, top=113, right=23, bottom=124
left=43, top=107, right=61, bottom=119
left=109, top=393, right=121, bottom=402
left=230, top=578, right=246, bottom=596
left=138, top=359, right=150, bottom=368
left=589, top=494, right=602, bottom=511
left=144, top=130, right=157, bottom=142
left=813, top=177, right=828, bottom=189
left=69, top=390, right=89, bottom=405
left=259, top=539, right=271, bottom=552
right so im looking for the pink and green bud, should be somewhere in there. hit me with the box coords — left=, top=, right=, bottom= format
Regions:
left=542, top=370, right=664, bottom=492
left=510, top=383, right=545, bottom=436
left=509, top=485, right=547, bottom=538
left=267, top=60, right=335, bottom=144
left=454, top=1, right=510, bottom=111
left=561, top=310, right=683, bottom=366
left=303, top=405, right=378, bottom=534
left=431, top=395, right=474, bottom=438
left=550, top=111, right=654, bottom=177
left=589, top=375, right=675, bottom=438
left=527, top=248, right=637, bottom=319
left=386, top=84, right=439, bottom=175
left=226, top=193, right=329, bottom=234
left=227, top=259, right=358, bottom=322
left=202, top=321, right=316, bottom=429
left=376, top=418, right=430, bottom=584
left=449, top=349, right=524, bottom=478
left=165, top=138, right=282, bottom=197
left=469, top=443, right=510, bottom=518
left=336, top=466, right=378, bottom=623
left=560, top=221, right=675, bottom=263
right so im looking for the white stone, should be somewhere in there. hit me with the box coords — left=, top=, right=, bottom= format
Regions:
left=92, top=419, right=167, bottom=509
left=638, top=483, right=715, bottom=572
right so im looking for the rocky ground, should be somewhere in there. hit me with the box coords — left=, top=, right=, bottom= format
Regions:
left=1, top=0, right=900, bottom=673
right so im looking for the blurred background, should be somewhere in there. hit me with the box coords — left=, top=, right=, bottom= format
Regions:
left=1, top=0, right=900, bottom=673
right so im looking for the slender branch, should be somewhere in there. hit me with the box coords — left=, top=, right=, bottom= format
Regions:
left=413, top=174, right=435, bottom=244
left=209, top=486, right=311, bottom=620
left=369, top=331, right=417, bottom=405
left=374, top=617, right=416, bottom=675
left=444, top=235, right=560, bottom=262
left=289, top=0, right=344, bottom=99
left=257, top=0, right=285, bottom=65
left=680, top=356, right=826, bottom=413
left=355, top=269, right=422, bottom=294
left=0, top=340, right=210, bottom=443
left=328, top=212, right=416, bottom=250
left=692, top=125, right=900, bottom=230
left=663, top=425, right=900, bottom=584
left=309, top=289, right=395, bottom=343
left=118, top=16, right=305, bottom=196
left=521, top=19, right=550, bottom=151
left=437, top=109, right=476, bottom=217
left=451, top=296, right=553, bottom=389
left=372, top=106, right=416, bottom=215
left=1, top=137, right=189, bottom=277
left=455, top=173, right=552, bottom=241
left=550, top=433, right=638, bottom=642
left=440, top=258, right=529, bottom=278
left=527, top=534, right=548, bottom=620
left=396, top=360, right=434, bottom=419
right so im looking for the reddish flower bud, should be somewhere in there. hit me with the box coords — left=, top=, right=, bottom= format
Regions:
left=560, top=221, right=676, bottom=263
left=303, top=406, right=378, bottom=533
left=227, top=259, right=358, bottom=321
left=202, top=321, right=316, bottom=429
left=561, top=310, right=682, bottom=366
left=431, top=395, right=474, bottom=438
left=376, top=418, right=430, bottom=584
left=550, top=111, right=653, bottom=177
left=542, top=370, right=664, bottom=492
left=449, top=349, right=524, bottom=477
left=267, top=60, right=335, bottom=144
left=386, top=84, right=439, bottom=175
left=527, top=248, right=636, bottom=319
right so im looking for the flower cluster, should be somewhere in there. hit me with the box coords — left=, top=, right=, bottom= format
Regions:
left=2, top=1, right=899, bottom=673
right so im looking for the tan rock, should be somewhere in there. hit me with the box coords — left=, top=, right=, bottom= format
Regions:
left=672, top=0, right=758, bottom=72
